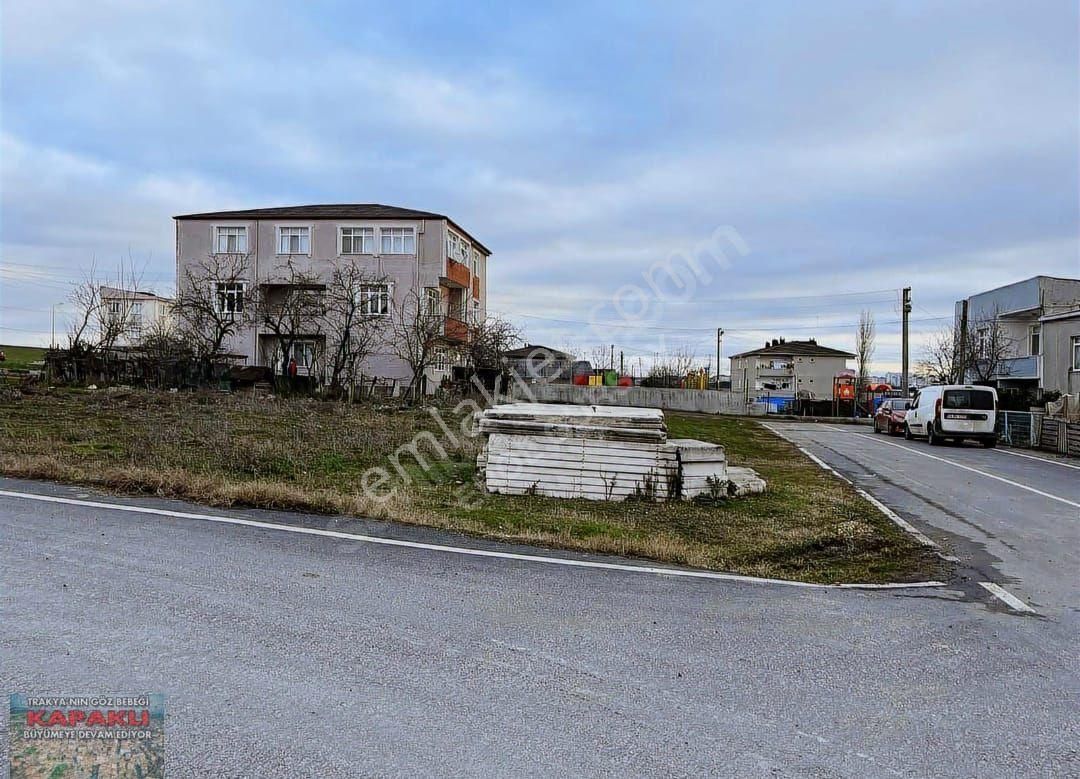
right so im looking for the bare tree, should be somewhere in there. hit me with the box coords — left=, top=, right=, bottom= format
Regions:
left=174, top=252, right=253, bottom=357
left=466, top=315, right=522, bottom=372
left=856, top=309, right=876, bottom=407
left=390, top=287, right=447, bottom=400
left=66, top=259, right=145, bottom=354
left=917, top=325, right=960, bottom=384
left=322, top=261, right=387, bottom=395
left=255, top=260, right=326, bottom=390
left=917, top=313, right=1013, bottom=385
left=587, top=344, right=615, bottom=371
left=965, top=313, right=1013, bottom=384
left=648, top=344, right=698, bottom=384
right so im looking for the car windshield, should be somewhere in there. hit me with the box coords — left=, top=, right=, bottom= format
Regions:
left=943, top=389, right=995, bottom=410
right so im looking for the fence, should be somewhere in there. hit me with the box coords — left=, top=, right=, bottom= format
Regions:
left=997, top=411, right=1080, bottom=457
left=507, top=382, right=764, bottom=415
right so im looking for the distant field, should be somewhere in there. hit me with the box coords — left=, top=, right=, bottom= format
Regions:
left=0, top=389, right=940, bottom=584
left=0, top=344, right=46, bottom=371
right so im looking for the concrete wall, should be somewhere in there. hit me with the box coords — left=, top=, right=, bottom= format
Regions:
left=1041, top=314, right=1080, bottom=396
left=508, top=382, right=763, bottom=415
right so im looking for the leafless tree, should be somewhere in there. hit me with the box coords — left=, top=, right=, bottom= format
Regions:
left=389, top=287, right=447, bottom=399
left=174, top=252, right=253, bottom=357
left=466, top=315, right=522, bottom=371
left=856, top=309, right=876, bottom=405
left=322, top=261, right=388, bottom=395
left=255, top=260, right=326, bottom=389
left=917, top=312, right=1013, bottom=385
left=587, top=344, right=615, bottom=371
left=917, top=325, right=960, bottom=384
left=964, top=312, right=1013, bottom=384
left=66, top=258, right=144, bottom=354
left=648, top=344, right=698, bottom=383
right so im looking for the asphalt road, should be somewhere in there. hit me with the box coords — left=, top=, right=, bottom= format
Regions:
left=1, top=457, right=1078, bottom=776
left=764, top=422, right=1080, bottom=619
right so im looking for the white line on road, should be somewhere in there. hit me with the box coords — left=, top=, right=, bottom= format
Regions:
left=979, top=582, right=1037, bottom=614
left=761, top=424, right=946, bottom=552
left=805, top=429, right=1079, bottom=509
left=991, top=447, right=1080, bottom=471
left=0, top=488, right=946, bottom=590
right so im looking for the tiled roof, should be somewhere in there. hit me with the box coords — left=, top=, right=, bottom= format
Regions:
left=729, top=339, right=854, bottom=359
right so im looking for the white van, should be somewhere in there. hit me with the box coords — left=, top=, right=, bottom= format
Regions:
left=904, top=385, right=998, bottom=447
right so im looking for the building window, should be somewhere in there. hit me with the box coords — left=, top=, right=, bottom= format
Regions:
left=471, top=249, right=480, bottom=275
left=380, top=227, right=415, bottom=254
left=290, top=340, right=316, bottom=370
left=215, top=226, right=247, bottom=253
left=341, top=227, right=374, bottom=255
left=358, top=284, right=390, bottom=316
left=129, top=301, right=143, bottom=334
left=278, top=226, right=310, bottom=254
left=1029, top=324, right=1041, bottom=356
left=216, top=282, right=245, bottom=314
left=433, top=348, right=450, bottom=371
left=1072, top=335, right=1080, bottom=371
left=424, top=287, right=441, bottom=316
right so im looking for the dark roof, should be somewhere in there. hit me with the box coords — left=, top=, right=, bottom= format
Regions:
left=729, top=339, right=855, bottom=359
left=503, top=344, right=575, bottom=360
left=173, top=203, right=491, bottom=254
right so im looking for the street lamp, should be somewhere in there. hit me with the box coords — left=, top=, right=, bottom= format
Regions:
left=51, top=302, right=65, bottom=349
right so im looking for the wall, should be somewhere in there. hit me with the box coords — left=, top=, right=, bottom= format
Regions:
left=1041, top=314, right=1080, bottom=396
left=508, top=382, right=763, bottom=415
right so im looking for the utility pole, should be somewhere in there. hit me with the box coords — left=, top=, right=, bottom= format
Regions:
left=716, top=328, right=723, bottom=390
left=957, top=299, right=969, bottom=384
left=901, top=287, right=911, bottom=395
left=609, top=344, right=615, bottom=371
left=619, top=350, right=624, bottom=374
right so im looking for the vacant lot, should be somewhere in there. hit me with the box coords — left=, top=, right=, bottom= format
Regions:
left=0, top=389, right=940, bottom=583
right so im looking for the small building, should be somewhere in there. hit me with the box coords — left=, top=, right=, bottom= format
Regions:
left=100, top=286, right=174, bottom=346
left=729, top=338, right=855, bottom=401
left=954, top=275, right=1080, bottom=393
left=503, top=344, right=575, bottom=383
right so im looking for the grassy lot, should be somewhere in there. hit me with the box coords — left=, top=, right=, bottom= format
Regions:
left=0, top=389, right=941, bottom=583
left=0, top=344, right=46, bottom=371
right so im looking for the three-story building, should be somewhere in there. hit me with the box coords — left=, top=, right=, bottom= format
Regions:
left=174, top=204, right=490, bottom=389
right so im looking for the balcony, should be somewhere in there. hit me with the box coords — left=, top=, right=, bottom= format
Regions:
left=442, top=259, right=471, bottom=289
left=992, top=355, right=1041, bottom=380
left=444, top=316, right=470, bottom=343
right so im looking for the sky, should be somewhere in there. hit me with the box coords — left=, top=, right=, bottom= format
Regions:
left=1, top=0, right=1077, bottom=373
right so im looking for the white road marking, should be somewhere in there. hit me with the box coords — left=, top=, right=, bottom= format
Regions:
left=796, top=427, right=1080, bottom=509
left=979, top=582, right=1037, bottom=614
left=761, top=423, right=944, bottom=551
left=0, top=488, right=945, bottom=590
left=991, top=447, right=1080, bottom=471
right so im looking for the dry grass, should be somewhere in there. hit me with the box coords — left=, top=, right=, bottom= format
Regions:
left=0, top=389, right=942, bottom=583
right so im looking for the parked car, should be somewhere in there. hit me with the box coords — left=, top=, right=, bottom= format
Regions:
left=904, top=385, right=998, bottom=447
left=873, top=397, right=909, bottom=435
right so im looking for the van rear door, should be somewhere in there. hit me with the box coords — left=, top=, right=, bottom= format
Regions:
left=940, top=388, right=996, bottom=433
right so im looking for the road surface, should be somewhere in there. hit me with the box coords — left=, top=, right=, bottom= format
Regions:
left=1, top=455, right=1077, bottom=776
left=764, top=421, right=1080, bottom=619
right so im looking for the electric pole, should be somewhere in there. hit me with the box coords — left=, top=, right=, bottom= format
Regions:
left=901, top=287, right=911, bottom=395
left=716, top=328, right=724, bottom=390
left=957, top=299, right=969, bottom=384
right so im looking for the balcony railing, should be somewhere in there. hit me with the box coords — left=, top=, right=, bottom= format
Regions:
left=445, top=259, right=471, bottom=288
left=444, top=316, right=470, bottom=343
left=992, top=355, right=1041, bottom=380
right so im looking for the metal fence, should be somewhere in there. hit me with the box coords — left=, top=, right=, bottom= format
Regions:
left=997, top=411, right=1079, bottom=457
